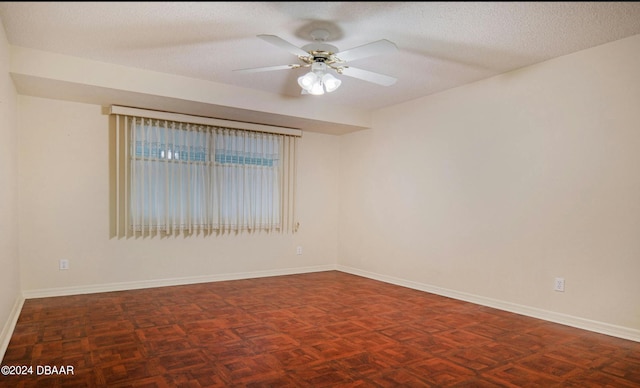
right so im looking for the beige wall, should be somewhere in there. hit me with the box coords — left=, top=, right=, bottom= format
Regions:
left=338, top=34, right=640, bottom=331
left=0, top=18, right=21, bottom=357
left=18, top=97, right=339, bottom=292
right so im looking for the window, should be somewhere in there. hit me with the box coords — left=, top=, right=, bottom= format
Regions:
left=112, top=107, right=299, bottom=237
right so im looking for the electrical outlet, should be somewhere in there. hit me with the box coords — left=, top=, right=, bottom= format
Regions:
left=296, top=246, right=303, bottom=255
left=554, top=277, right=565, bottom=292
left=59, top=259, right=69, bottom=270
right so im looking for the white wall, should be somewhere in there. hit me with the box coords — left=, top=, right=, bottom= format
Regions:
left=0, top=18, right=21, bottom=360
left=18, top=97, right=339, bottom=294
left=338, top=34, right=640, bottom=335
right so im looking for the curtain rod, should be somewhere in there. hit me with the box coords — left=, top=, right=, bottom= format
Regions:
left=109, top=105, right=302, bottom=137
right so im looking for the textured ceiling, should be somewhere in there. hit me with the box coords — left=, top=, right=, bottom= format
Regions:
left=2, top=2, right=640, bottom=130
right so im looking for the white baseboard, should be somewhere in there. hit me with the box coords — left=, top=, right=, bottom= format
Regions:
left=22, top=264, right=336, bottom=299
left=0, top=295, right=25, bottom=363
left=337, top=265, right=640, bottom=343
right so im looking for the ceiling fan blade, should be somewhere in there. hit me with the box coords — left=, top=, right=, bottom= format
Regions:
left=257, top=34, right=310, bottom=57
left=339, top=67, right=397, bottom=86
left=335, top=39, right=397, bottom=62
left=234, top=64, right=300, bottom=73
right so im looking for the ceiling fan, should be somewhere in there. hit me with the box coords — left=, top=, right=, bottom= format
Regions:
left=234, top=29, right=398, bottom=95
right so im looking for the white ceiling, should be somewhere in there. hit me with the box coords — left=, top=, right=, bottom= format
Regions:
left=2, top=2, right=640, bottom=133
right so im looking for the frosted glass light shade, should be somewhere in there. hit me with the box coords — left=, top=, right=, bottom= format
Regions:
left=322, top=73, right=341, bottom=93
left=297, top=72, right=318, bottom=90
left=309, top=81, right=325, bottom=95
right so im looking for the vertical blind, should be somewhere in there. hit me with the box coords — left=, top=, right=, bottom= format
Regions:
left=112, top=108, right=300, bottom=237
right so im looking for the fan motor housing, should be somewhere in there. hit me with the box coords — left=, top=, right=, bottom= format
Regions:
left=301, top=43, right=340, bottom=65
left=301, top=42, right=339, bottom=54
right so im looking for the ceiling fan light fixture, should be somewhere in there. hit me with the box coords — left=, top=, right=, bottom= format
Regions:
left=298, top=62, right=341, bottom=95
left=311, top=61, right=327, bottom=74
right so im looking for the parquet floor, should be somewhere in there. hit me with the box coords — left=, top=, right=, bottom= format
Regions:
left=2, top=271, right=639, bottom=387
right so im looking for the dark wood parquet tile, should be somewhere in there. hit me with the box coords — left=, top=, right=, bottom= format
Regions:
left=2, top=270, right=640, bottom=387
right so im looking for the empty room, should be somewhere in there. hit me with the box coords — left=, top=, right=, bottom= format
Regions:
left=1, top=2, right=639, bottom=387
